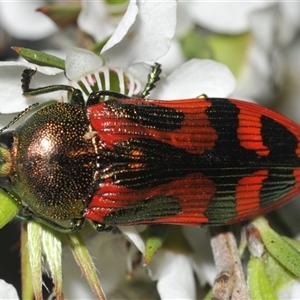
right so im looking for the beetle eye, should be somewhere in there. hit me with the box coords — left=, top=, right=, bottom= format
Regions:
left=0, top=130, right=14, bottom=149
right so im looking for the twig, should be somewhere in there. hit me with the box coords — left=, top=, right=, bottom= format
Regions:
left=210, top=226, right=250, bottom=300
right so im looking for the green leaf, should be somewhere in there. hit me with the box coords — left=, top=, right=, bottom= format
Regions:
left=27, top=221, right=43, bottom=299
left=181, top=30, right=251, bottom=78
left=253, top=218, right=300, bottom=278
left=42, top=228, right=63, bottom=299
left=264, top=251, right=296, bottom=292
left=12, top=47, right=65, bottom=69
left=248, top=256, right=278, bottom=300
left=283, top=236, right=300, bottom=252
left=104, top=0, right=129, bottom=17
left=106, top=0, right=128, bottom=5
left=0, top=190, right=19, bottom=229
left=203, top=289, right=213, bottom=300
left=144, top=225, right=168, bottom=265
left=181, top=31, right=214, bottom=60
left=65, top=232, right=106, bottom=300
left=207, top=32, right=251, bottom=78
left=21, top=224, right=34, bottom=300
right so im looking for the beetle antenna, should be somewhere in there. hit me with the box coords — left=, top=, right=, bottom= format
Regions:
left=0, top=103, right=39, bottom=133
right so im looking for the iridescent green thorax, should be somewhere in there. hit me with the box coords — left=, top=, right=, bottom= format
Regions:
left=9, top=102, right=98, bottom=220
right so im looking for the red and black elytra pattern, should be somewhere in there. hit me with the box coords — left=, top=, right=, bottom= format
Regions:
left=87, top=98, right=218, bottom=155
left=84, top=97, right=300, bottom=226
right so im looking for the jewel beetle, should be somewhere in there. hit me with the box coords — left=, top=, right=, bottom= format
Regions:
left=1, top=63, right=300, bottom=233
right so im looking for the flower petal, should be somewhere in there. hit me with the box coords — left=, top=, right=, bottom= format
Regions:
left=78, top=1, right=118, bottom=42
left=182, top=226, right=216, bottom=286
left=182, top=2, right=272, bottom=34
left=151, top=59, right=236, bottom=99
left=148, top=251, right=196, bottom=299
left=157, top=40, right=186, bottom=75
left=0, top=62, right=65, bottom=114
left=0, top=2, right=57, bottom=39
left=100, top=0, right=138, bottom=56
left=119, top=225, right=146, bottom=255
left=0, top=279, right=19, bottom=299
left=0, top=62, right=29, bottom=114
left=279, top=2, right=300, bottom=45
left=249, top=5, right=278, bottom=52
left=103, top=0, right=176, bottom=68
left=127, top=62, right=153, bottom=88
left=65, top=47, right=104, bottom=80
left=277, top=280, right=300, bottom=299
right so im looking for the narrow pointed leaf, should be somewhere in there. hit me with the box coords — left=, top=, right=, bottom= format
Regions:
left=65, top=233, right=106, bottom=300
left=264, top=251, right=296, bottom=292
left=144, top=225, right=168, bottom=265
left=27, top=221, right=43, bottom=300
left=253, top=218, right=300, bottom=278
left=21, top=224, right=34, bottom=300
left=283, top=236, right=300, bottom=252
left=248, top=256, right=277, bottom=300
left=42, top=229, right=63, bottom=300
left=12, top=47, right=65, bottom=69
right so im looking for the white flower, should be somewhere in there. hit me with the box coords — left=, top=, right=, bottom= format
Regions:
left=144, top=226, right=216, bottom=300
left=159, top=2, right=272, bottom=73
left=0, top=61, right=65, bottom=115
left=234, top=3, right=300, bottom=103
left=179, top=2, right=271, bottom=34
left=78, top=1, right=128, bottom=42
left=0, top=1, right=57, bottom=40
left=0, top=279, right=19, bottom=300
left=277, top=281, right=300, bottom=300
left=159, top=2, right=300, bottom=110
left=0, top=0, right=177, bottom=116
left=148, top=250, right=197, bottom=299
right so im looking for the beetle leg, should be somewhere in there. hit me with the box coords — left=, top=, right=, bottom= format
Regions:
left=86, top=90, right=129, bottom=106
left=92, top=221, right=114, bottom=232
left=32, top=216, right=85, bottom=233
left=21, top=69, right=85, bottom=107
left=16, top=207, right=85, bottom=233
left=139, top=62, right=162, bottom=98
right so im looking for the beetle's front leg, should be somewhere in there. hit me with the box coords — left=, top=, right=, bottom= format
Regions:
left=16, top=207, right=85, bottom=233
left=21, top=69, right=85, bottom=107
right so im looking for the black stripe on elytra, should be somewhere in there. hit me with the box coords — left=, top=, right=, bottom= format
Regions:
left=202, top=98, right=261, bottom=223
left=100, top=138, right=197, bottom=225
left=105, top=99, right=185, bottom=131
left=202, top=100, right=300, bottom=223
left=259, top=115, right=300, bottom=208
left=99, top=138, right=205, bottom=189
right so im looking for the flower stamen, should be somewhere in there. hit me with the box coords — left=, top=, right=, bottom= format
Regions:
left=70, top=65, right=143, bottom=102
